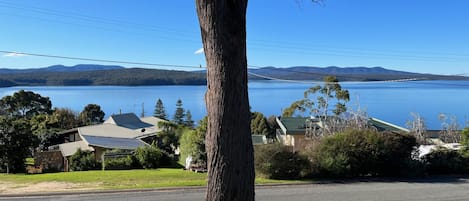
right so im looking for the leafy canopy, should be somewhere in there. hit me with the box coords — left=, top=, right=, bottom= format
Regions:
left=0, top=90, right=52, bottom=118
left=283, top=76, right=350, bottom=117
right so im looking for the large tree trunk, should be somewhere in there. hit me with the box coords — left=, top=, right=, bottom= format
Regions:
left=196, top=1, right=254, bottom=201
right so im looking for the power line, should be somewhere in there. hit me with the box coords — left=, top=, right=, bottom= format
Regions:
left=3, top=50, right=468, bottom=85
left=1, top=0, right=468, bottom=63
left=0, top=50, right=201, bottom=69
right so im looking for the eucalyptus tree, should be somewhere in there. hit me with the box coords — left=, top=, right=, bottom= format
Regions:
left=283, top=76, right=350, bottom=135
left=79, top=104, right=105, bottom=125
left=196, top=1, right=253, bottom=200
left=195, top=1, right=322, bottom=200
left=0, top=90, right=52, bottom=119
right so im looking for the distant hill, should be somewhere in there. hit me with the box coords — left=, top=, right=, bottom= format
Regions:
left=248, top=66, right=469, bottom=82
left=0, top=65, right=467, bottom=87
left=0, top=64, right=124, bottom=74
left=0, top=66, right=205, bottom=87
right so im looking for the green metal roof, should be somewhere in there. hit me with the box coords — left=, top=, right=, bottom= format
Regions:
left=278, top=117, right=309, bottom=135
left=278, top=117, right=409, bottom=135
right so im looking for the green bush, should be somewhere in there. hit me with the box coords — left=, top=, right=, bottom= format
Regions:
left=422, top=147, right=468, bottom=175
left=104, top=156, right=135, bottom=170
left=135, top=145, right=163, bottom=169
left=255, top=143, right=309, bottom=179
left=179, top=128, right=206, bottom=167
left=461, top=127, right=469, bottom=156
left=375, top=131, right=418, bottom=176
left=312, top=129, right=417, bottom=178
left=69, top=149, right=101, bottom=171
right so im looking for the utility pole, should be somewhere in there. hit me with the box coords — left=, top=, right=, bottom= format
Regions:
left=141, top=102, right=145, bottom=117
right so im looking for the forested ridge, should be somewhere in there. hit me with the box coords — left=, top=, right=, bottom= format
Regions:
left=0, top=68, right=206, bottom=87
left=0, top=65, right=468, bottom=87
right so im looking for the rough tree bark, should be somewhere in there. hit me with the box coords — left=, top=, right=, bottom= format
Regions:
left=196, top=1, right=255, bottom=201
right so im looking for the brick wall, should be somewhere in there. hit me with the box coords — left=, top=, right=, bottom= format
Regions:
left=35, top=150, right=64, bottom=172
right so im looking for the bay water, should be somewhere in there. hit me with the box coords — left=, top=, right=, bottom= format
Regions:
left=0, top=80, right=468, bottom=129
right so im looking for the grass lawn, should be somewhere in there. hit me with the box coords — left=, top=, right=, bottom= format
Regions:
left=0, top=168, right=303, bottom=190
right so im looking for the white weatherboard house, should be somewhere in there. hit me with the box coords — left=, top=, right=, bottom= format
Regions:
left=36, top=113, right=165, bottom=171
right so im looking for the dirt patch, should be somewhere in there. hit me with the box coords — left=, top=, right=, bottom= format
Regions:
left=0, top=181, right=101, bottom=194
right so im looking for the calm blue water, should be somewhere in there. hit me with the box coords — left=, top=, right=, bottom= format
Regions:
left=0, top=80, right=468, bottom=129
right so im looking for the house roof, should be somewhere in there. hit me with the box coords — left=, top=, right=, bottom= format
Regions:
left=78, top=123, right=143, bottom=139
left=140, top=116, right=165, bottom=126
left=277, top=116, right=410, bottom=135
left=59, top=141, right=94, bottom=157
left=82, top=135, right=148, bottom=150
left=276, top=117, right=312, bottom=135
left=369, top=118, right=409, bottom=133
left=57, top=128, right=78, bottom=136
left=139, top=116, right=166, bottom=134
left=105, top=113, right=153, bottom=129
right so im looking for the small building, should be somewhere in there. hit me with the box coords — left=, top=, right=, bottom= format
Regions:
left=275, top=116, right=410, bottom=152
left=35, top=113, right=165, bottom=171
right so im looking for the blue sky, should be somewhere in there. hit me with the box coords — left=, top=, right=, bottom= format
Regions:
left=0, top=0, right=468, bottom=75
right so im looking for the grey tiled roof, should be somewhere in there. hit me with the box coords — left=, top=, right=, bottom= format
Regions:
left=82, top=135, right=148, bottom=150
left=105, top=113, right=153, bottom=129
left=59, top=141, right=94, bottom=157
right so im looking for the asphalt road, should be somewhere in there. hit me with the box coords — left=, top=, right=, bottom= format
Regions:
left=2, top=178, right=469, bottom=201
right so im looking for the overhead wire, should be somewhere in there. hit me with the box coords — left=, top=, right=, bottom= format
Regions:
left=0, top=50, right=202, bottom=69
left=0, top=1, right=466, bottom=84
left=0, top=50, right=441, bottom=84
left=1, top=0, right=468, bottom=63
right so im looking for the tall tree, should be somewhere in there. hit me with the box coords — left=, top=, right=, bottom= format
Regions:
left=79, top=104, right=105, bottom=125
left=173, top=99, right=185, bottom=125
left=196, top=1, right=254, bottom=200
left=0, top=90, right=52, bottom=119
left=29, top=114, right=61, bottom=150
left=53, top=108, right=80, bottom=130
left=251, top=112, right=271, bottom=136
left=283, top=76, right=350, bottom=135
left=0, top=117, right=38, bottom=173
left=185, top=110, right=195, bottom=128
left=153, top=98, right=167, bottom=120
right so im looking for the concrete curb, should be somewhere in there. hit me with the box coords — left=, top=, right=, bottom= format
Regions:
left=2, top=175, right=468, bottom=198
left=0, top=183, right=314, bottom=198
left=0, top=186, right=206, bottom=198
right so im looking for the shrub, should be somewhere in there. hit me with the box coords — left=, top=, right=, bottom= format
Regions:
left=179, top=128, right=206, bottom=168
left=69, top=149, right=100, bottom=171
left=312, top=129, right=417, bottom=178
left=461, top=127, right=469, bottom=156
left=104, top=156, right=134, bottom=170
left=375, top=131, right=418, bottom=176
left=135, top=145, right=163, bottom=169
left=255, top=143, right=309, bottom=179
left=422, top=147, right=468, bottom=175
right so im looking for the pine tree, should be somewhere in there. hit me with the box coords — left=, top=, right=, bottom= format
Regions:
left=185, top=110, right=194, bottom=128
left=153, top=98, right=167, bottom=120
left=173, top=99, right=185, bottom=125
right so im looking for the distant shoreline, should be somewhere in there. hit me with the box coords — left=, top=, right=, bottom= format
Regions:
left=1, top=65, right=468, bottom=87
